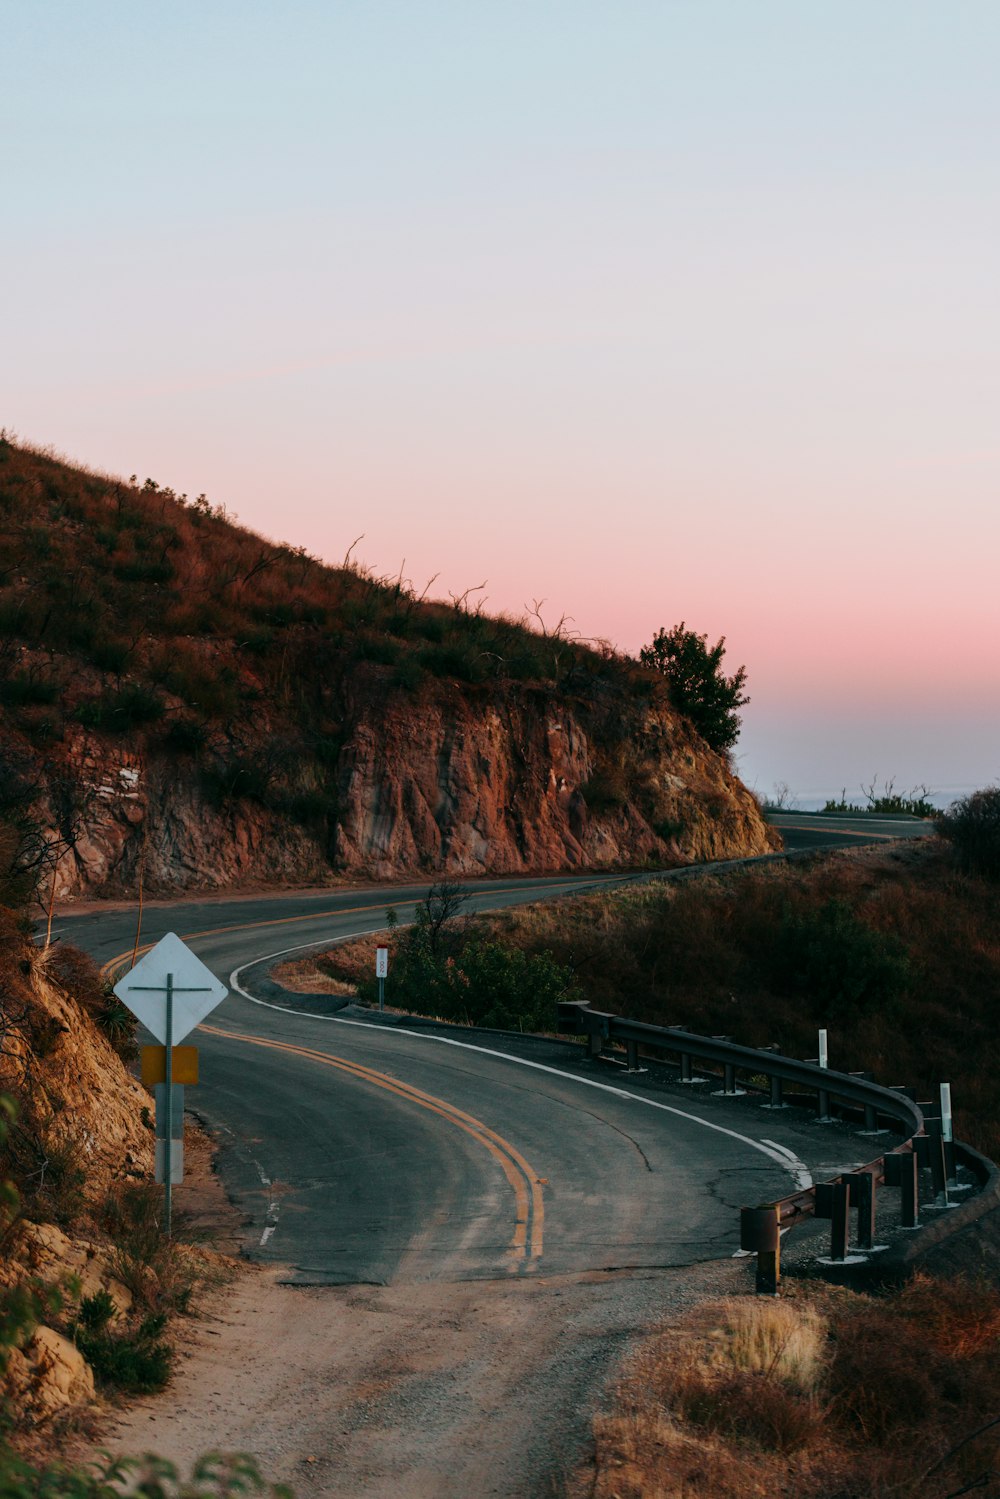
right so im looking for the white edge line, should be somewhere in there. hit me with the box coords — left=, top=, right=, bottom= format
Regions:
left=223, top=933, right=814, bottom=1193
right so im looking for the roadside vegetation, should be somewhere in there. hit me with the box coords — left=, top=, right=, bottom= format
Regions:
left=0, top=436, right=674, bottom=864
left=305, top=832, right=1000, bottom=1157
left=1, top=437, right=767, bottom=902
left=639, top=622, right=748, bottom=758
left=351, top=884, right=580, bottom=1031
left=0, top=783, right=290, bottom=1493
left=292, top=844, right=1000, bottom=1496
left=821, top=776, right=938, bottom=818
left=580, top=1276, right=1000, bottom=1498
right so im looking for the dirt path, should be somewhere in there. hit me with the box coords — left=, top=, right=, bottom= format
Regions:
left=96, top=1257, right=742, bottom=1497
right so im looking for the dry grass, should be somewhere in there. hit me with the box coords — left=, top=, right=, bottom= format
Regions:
left=407, top=840, right=1000, bottom=1155
left=580, top=1277, right=1000, bottom=1499
left=717, top=1298, right=825, bottom=1392
left=270, top=956, right=358, bottom=997
left=312, top=841, right=1000, bottom=1154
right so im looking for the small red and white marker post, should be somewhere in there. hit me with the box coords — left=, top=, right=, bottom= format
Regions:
left=376, top=946, right=389, bottom=1012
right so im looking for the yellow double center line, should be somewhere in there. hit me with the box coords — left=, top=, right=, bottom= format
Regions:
left=200, top=1023, right=545, bottom=1272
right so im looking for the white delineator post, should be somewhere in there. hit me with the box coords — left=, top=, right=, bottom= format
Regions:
left=940, top=1082, right=957, bottom=1188
left=376, top=946, right=388, bottom=1013
left=818, top=1029, right=828, bottom=1069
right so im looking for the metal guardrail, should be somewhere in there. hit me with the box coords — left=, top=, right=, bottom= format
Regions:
left=557, top=999, right=980, bottom=1292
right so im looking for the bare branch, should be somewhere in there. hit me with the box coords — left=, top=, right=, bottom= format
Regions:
left=342, top=534, right=366, bottom=570
left=449, top=581, right=487, bottom=614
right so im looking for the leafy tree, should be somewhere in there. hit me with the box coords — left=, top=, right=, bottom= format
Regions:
left=639, top=623, right=748, bottom=757
left=418, top=881, right=470, bottom=956
left=937, top=787, right=1000, bottom=881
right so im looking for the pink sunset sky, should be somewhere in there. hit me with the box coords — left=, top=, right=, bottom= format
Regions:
left=5, top=4, right=998, bottom=804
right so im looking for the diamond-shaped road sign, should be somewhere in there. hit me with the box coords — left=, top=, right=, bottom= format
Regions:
left=113, top=932, right=228, bottom=1043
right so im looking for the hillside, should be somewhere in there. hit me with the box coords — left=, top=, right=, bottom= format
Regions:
left=0, top=438, right=776, bottom=899
left=317, top=838, right=995, bottom=1156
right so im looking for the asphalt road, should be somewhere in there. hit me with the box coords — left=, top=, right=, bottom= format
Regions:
left=769, top=810, right=934, bottom=851
left=55, top=813, right=933, bottom=1286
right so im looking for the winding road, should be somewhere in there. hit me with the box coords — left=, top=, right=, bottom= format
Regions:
left=58, top=814, right=930, bottom=1494
left=57, top=814, right=925, bottom=1284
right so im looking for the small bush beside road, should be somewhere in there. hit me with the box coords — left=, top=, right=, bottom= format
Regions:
left=582, top=1275, right=1000, bottom=1499
left=937, top=785, right=1000, bottom=881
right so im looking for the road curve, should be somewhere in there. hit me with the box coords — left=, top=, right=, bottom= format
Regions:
left=769, top=810, right=934, bottom=850
left=66, top=821, right=934, bottom=1494
left=54, top=844, right=912, bottom=1285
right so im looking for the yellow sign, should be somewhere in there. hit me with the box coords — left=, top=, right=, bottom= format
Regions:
left=141, top=1045, right=199, bottom=1087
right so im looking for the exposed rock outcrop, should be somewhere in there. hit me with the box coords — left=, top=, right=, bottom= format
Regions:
left=38, top=679, right=774, bottom=897
left=0, top=438, right=777, bottom=901
left=5, top=1326, right=95, bottom=1420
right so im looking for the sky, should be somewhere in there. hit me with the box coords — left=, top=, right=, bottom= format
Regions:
left=4, top=2, right=999, bottom=805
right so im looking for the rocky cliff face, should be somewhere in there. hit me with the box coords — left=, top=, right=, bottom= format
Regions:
left=0, top=438, right=776, bottom=901
left=336, top=681, right=773, bottom=879
left=40, top=675, right=775, bottom=899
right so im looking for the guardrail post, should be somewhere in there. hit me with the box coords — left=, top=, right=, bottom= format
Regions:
left=626, top=1039, right=639, bottom=1071
left=885, top=1150, right=919, bottom=1228
left=815, top=1180, right=852, bottom=1259
left=926, top=1122, right=949, bottom=1204
left=903, top=1152, right=918, bottom=1226
left=587, top=1029, right=604, bottom=1059
left=817, top=1087, right=832, bottom=1121
left=740, top=1206, right=780, bottom=1295
left=863, top=1104, right=879, bottom=1133
left=848, top=1171, right=876, bottom=1250
left=768, top=1073, right=784, bottom=1108
left=830, top=1180, right=851, bottom=1260
left=680, top=1052, right=692, bottom=1082
left=723, top=1062, right=736, bottom=1093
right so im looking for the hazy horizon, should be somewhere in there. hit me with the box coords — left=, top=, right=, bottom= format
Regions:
left=5, top=3, right=998, bottom=799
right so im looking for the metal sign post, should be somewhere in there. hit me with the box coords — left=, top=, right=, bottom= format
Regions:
left=128, top=970, right=210, bottom=1235
left=114, top=933, right=229, bottom=1238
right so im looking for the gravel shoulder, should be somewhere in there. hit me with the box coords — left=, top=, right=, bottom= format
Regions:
left=95, top=1255, right=747, bottom=1498
left=79, top=1111, right=751, bottom=1496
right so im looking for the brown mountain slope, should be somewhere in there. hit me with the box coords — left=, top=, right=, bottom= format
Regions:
left=0, top=437, right=776, bottom=897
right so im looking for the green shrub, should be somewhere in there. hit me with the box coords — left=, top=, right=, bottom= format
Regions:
left=75, top=685, right=164, bottom=732
left=73, top=1310, right=171, bottom=1394
left=112, top=557, right=175, bottom=584
left=581, top=765, right=628, bottom=813
left=93, top=991, right=139, bottom=1062
left=937, top=787, right=1000, bottom=881
left=362, top=927, right=578, bottom=1031
left=200, top=756, right=273, bottom=808
left=770, top=898, right=911, bottom=1020
left=284, top=789, right=336, bottom=826
left=97, top=1183, right=164, bottom=1291
left=89, top=638, right=134, bottom=675
left=163, top=717, right=208, bottom=754
left=640, top=622, right=748, bottom=757
left=354, top=635, right=400, bottom=666
left=0, top=674, right=58, bottom=708
left=391, top=658, right=423, bottom=692
left=0, top=1447, right=295, bottom=1496
left=418, top=643, right=486, bottom=683
left=9, top=1122, right=88, bottom=1229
